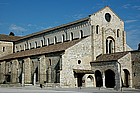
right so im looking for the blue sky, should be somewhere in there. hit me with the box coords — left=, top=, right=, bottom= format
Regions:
left=0, top=0, right=139, bottom=49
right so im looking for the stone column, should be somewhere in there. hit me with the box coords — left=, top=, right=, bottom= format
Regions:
left=115, top=62, right=122, bottom=91
left=39, top=55, right=46, bottom=84
left=33, top=73, right=36, bottom=85
left=22, top=73, right=24, bottom=86
left=102, top=72, right=106, bottom=88
left=11, top=60, right=18, bottom=83
left=0, top=61, right=6, bottom=83
left=48, top=67, right=52, bottom=83
left=24, top=57, right=32, bottom=84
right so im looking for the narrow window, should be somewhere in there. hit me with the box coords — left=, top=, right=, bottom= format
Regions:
left=80, top=30, right=84, bottom=38
left=117, top=29, right=120, bottom=37
left=96, top=25, right=99, bottom=34
left=3, top=47, right=5, bottom=52
left=109, top=40, right=112, bottom=53
left=35, top=41, right=37, bottom=48
left=70, top=32, right=74, bottom=41
left=106, top=40, right=108, bottom=54
left=41, top=40, right=43, bottom=47
left=49, top=59, right=51, bottom=66
left=29, top=43, right=32, bottom=49
left=25, top=44, right=28, bottom=50
left=54, top=36, right=57, bottom=44
left=62, top=34, right=65, bottom=42
left=47, top=38, right=50, bottom=46
left=43, top=37, right=46, bottom=46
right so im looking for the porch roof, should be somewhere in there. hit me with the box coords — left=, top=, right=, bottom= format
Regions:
left=73, top=69, right=94, bottom=74
left=92, top=51, right=129, bottom=63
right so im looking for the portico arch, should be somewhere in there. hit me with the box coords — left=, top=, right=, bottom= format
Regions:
left=95, top=70, right=103, bottom=87
left=105, top=69, right=115, bottom=88
left=123, top=69, right=130, bottom=87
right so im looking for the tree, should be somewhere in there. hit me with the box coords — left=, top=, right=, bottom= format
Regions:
left=9, top=32, right=15, bottom=36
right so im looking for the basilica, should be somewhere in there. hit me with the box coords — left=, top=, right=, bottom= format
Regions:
left=0, top=6, right=140, bottom=90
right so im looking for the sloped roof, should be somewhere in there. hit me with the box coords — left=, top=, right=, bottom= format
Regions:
left=15, top=17, right=89, bottom=41
left=93, top=51, right=129, bottom=62
left=0, top=34, right=22, bottom=42
left=0, top=38, right=85, bottom=61
left=73, top=69, right=94, bottom=74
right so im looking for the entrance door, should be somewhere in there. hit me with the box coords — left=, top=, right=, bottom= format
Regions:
left=77, top=74, right=84, bottom=87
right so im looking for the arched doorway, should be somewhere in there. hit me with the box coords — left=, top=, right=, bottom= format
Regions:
left=105, top=69, right=115, bottom=88
left=95, top=70, right=103, bottom=87
left=123, top=69, right=130, bottom=87
left=86, top=75, right=94, bottom=87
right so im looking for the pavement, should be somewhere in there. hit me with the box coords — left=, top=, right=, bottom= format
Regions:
left=0, top=86, right=140, bottom=93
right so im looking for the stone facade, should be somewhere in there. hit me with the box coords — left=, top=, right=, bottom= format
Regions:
left=0, top=41, right=13, bottom=58
left=0, top=6, right=139, bottom=89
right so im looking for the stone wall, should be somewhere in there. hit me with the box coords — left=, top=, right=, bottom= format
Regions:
left=131, top=51, right=140, bottom=88
left=0, top=41, right=13, bottom=58
left=118, top=52, right=132, bottom=87
left=90, top=7, right=128, bottom=60
left=91, top=61, right=121, bottom=90
left=14, top=21, right=90, bottom=52
left=60, top=37, right=92, bottom=88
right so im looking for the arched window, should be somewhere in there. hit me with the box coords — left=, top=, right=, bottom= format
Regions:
left=25, top=43, right=28, bottom=50
left=96, top=25, right=99, bottom=34
left=62, top=34, right=65, bottom=42
left=41, top=40, right=44, bottom=47
left=70, top=32, right=74, bottom=41
left=123, top=69, right=130, bottom=87
left=80, top=30, right=84, bottom=38
left=29, top=43, right=32, bottom=49
left=35, top=41, right=37, bottom=48
left=106, top=37, right=115, bottom=54
left=49, top=59, right=51, bottom=66
left=43, top=37, right=46, bottom=46
left=47, top=38, right=50, bottom=46
left=117, top=29, right=120, bottom=37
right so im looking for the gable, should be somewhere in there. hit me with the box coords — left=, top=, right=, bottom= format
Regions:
left=90, top=6, right=124, bottom=30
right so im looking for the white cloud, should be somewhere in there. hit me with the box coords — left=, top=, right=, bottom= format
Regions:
left=125, top=20, right=138, bottom=23
left=9, top=24, right=27, bottom=34
left=122, top=4, right=131, bottom=9
left=122, top=4, right=140, bottom=10
left=73, top=14, right=85, bottom=20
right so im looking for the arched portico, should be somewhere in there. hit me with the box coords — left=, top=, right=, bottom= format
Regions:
left=95, top=70, right=103, bottom=87
left=123, top=69, right=130, bottom=87
left=105, top=69, right=115, bottom=88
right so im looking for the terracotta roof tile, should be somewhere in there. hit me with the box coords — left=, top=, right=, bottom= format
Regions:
left=0, top=34, right=22, bottom=42
left=16, top=17, right=89, bottom=41
left=73, top=69, right=94, bottom=74
left=0, top=38, right=85, bottom=61
left=93, top=51, right=129, bottom=62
